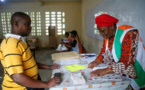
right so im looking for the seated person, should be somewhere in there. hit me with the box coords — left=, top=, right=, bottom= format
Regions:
left=64, top=32, right=72, bottom=44
left=61, top=30, right=82, bottom=54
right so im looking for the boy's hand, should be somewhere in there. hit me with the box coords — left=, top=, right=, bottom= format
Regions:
left=50, top=63, right=60, bottom=70
left=46, top=77, right=61, bottom=88
left=60, top=42, right=64, bottom=44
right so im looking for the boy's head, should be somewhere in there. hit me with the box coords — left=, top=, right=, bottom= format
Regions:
left=11, top=12, right=32, bottom=36
left=65, top=32, right=69, bottom=38
left=70, top=30, right=77, bottom=38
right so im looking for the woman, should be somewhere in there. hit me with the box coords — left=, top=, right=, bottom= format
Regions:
left=61, top=30, right=82, bottom=54
left=88, top=14, right=145, bottom=90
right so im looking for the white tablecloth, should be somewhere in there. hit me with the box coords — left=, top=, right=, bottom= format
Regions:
left=50, top=58, right=130, bottom=90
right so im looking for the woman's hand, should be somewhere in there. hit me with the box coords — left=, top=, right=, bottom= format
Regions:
left=88, top=60, right=101, bottom=69
left=90, top=68, right=114, bottom=77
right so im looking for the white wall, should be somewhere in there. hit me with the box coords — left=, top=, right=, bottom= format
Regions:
left=81, top=0, right=103, bottom=54
left=0, top=1, right=81, bottom=48
left=86, top=0, right=145, bottom=44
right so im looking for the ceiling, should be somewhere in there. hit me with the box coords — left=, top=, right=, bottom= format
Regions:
left=0, top=0, right=81, bottom=5
left=0, top=0, right=81, bottom=2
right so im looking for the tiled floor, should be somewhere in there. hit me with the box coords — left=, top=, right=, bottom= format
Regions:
left=0, top=48, right=56, bottom=90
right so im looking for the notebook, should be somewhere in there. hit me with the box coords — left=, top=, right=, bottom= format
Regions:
left=51, top=51, right=80, bottom=60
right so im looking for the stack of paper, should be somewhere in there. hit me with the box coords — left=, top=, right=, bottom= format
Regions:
left=65, top=64, right=86, bottom=72
left=51, top=51, right=80, bottom=60
left=71, top=73, right=86, bottom=85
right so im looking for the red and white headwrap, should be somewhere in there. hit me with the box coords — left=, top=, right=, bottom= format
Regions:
left=95, top=14, right=119, bottom=27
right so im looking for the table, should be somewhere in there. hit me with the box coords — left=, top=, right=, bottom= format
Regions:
left=50, top=57, right=130, bottom=90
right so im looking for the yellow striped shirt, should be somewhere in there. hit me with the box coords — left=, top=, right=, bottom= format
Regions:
left=0, top=36, right=38, bottom=90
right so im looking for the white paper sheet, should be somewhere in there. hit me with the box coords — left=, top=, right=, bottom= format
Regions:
left=56, top=44, right=67, bottom=51
left=92, top=63, right=110, bottom=71
left=80, top=56, right=97, bottom=64
left=92, top=74, right=123, bottom=82
left=59, top=59, right=80, bottom=65
left=91, top=63, right=122, bottom=82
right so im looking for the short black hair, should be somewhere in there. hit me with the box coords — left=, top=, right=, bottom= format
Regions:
left=65, top=32, right=69, bottom=36
left=11, top=12, right=30, bottom=25
left=70, top=30, right=77, bottom=36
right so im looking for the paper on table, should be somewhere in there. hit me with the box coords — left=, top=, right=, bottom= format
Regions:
left=59, top=59, right=80, bottom=65
left=92, top=74, right=123, bottom=82
left=56, top=44, right=67, bottom=51
left=71, top=73, right=86, bottom=85
left=51, top=51, right=80, bottom=60
left=65, top=64, right=87, bottom=72
left=81, top=56, right=97, bottom=64
left=91, top=64, right=122, bottom=82
left=92, top=63, right=110, bottom=71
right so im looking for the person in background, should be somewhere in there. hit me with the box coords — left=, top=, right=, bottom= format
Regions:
left=88, top=14, right=145, bottom=90
left=61, top=30, right=82, bottom=54
left=0, top=12, right=61, bottom=90
left=64, top=32, right=72, bottom=44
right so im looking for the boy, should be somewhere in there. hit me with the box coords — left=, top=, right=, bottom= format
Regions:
left=0, top=12, right=61, bottom=90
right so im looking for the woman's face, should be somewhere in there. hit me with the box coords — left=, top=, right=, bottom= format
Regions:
left=71, top=34, right=75, bottom=38
left=97, top=25, right=115, bottom=39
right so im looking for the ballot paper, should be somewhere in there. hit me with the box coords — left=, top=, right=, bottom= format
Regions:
left=59, top=59, right=80, bottom=65
left=92, top=63, right=110, bottom=71
left=71, top=73, right=86, bottom=85
left=51, top=51, right=80, bottom=60
left=92, top=74, right=123, bottom=82
left=81, top=56, right=97, bottom=64
left=91, top=63, right=123, bottom=82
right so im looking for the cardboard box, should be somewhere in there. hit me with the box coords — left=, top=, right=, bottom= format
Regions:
left=49, top=26, right=56, bottom=36
left=49, top=36, right=57, bottom=48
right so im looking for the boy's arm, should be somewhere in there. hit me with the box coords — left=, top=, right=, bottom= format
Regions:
left=36, top=62, right=59, bottom=70
left=11, top=73, right=60, bottom=88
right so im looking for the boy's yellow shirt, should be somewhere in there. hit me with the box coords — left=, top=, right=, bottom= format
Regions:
left=0, top=37, right=38, bottom=90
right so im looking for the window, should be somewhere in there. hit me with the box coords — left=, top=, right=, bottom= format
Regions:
left=0, top=12, right=41, bottom=36
left=29, top=12, right=41, bottom=36
left=1, top=12, right=12, bottom=35
left=45, top=11, right=65, bottom=35
left=36, top=12, right=41, bottom=36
